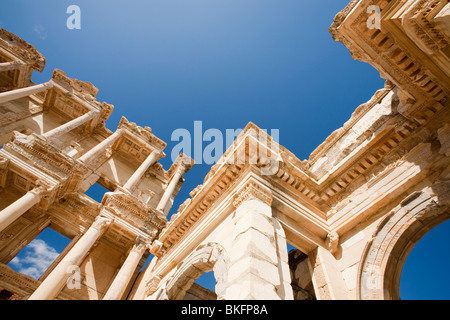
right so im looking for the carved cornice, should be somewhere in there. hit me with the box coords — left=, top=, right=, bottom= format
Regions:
left=155, top=104, right=433, bottom=253
left=233, top=181, right=273, bottom=208
left=52, top=69, right=99, bottom=101
left=329, top=0, right=449, bottom=118
left=0, top=28, right=46, bottom=72
left=5, top=132, right=89, bottom=196
left=402, top=0, right=449, bottom=55
left=118, top=116, right=167, bottom=152
left=308, top=87, right=392, bottom=165
left=102, top=190, right=167, bottom=237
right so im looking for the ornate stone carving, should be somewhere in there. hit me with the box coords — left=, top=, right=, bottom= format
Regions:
left=233, top=181, right=273, bottom=208
left=149, top=240, right=163, bottom=257
left=0, top=29, right=46, bottom=72
left=145, top=275, right=161, bottom=296
left=131, top=238, right=149, bottom=256
left=102, top=191, right=167, bottom=236
left=326, top=232, right=340, bottom=256
left=52, top=69, right=99, bottom=100
left=91, top=215, right=113, bottom=232
left=118, top=116, right=167, bottom=151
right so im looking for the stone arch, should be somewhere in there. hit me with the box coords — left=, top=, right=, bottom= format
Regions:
left=165, top=242, right=229, bottom=300
left=358, top=182, right=450, bottom=300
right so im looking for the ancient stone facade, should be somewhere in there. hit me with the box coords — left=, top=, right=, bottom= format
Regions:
left=0, top=0, right=448, bottom=300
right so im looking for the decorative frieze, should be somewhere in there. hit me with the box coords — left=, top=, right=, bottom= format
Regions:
left=233, top=181, right=273, bottom=208
left=102, top=190, right=166, bottom=237
left=0, top=29, right=45, bottom=72
left=118, top=116, right=167, bottom=152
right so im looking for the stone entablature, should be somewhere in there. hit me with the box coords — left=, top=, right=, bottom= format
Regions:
left=329, top=0, right=449, bottom=123
left=0, top=0, right=449, bottom=300
left=136, top=0, right=449, bottom=301
left=0, top=29, right=45, bottom=73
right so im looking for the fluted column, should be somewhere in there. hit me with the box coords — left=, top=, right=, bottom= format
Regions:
left=156, top=164, right=185, bottom=214
left=0, top=61, right=24, bottom=72
left=0, top=81, right=54, bottom=104
left=43, top=110, right=98, bottom=140
left=123, top=150, right=162, bottom=192
left=103, top=240, right=148, bottom=300
left=0, top=186, right=46, bottom=233
left=28, top=215, right=113, bottom=300
left=78, top=129, right=122, bottom=163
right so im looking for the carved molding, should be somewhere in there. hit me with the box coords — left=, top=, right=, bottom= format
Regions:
left=118, top=116, right=167, bottom=151
left=233, top=181, right=273, bottom=208
left=145, top=275, right=161, bottom=296
left=52, top=69, right=99, bottom=101
left=102, top=190, right=166, bottom=237
left=130, top=239, right=149, bottom=256
left=0, top=29, right=46, bottom=72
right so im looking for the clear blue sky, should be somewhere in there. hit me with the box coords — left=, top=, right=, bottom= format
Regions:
left=2, top=0, right=448, bottom=300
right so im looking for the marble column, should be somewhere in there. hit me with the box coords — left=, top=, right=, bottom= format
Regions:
left=0, top=61, right=24, bottom=72
left=0, top=186, right=46, bottom=233
left=43, top=110, right=98, bottom=140
left=156, top=164, right=185, bottom=214
left=28, top=215, right=113, bottom=300
left=123, top=150, right=161, bottom=192
left=103, top=240, right=147, bottom=300
left=0, top=81, right=54, bottom=104
left=78, top=129, right=122, bottom=163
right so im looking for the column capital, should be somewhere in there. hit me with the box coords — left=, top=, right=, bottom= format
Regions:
left=131, top=237, right=149, bottom=256
left=91, top=215, right=113, bottom=232
left=233, top=180, right=273, bottom=208
left=29, top=185, right=48, bottom=197
left=173, top=153, right=195, bottom=173
left=29, top=180, right=54, bottom=197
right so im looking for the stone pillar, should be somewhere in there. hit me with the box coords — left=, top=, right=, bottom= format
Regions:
left=224, top=181, right=283, bottom=300
left=156, top=164, right=185, bottom=214
left=43, top=110, right=98, bottom=140
left=123, top=150, right=162, bottom=192
left=103, top=240, right=147, bottom=300
left=0, top=81, right=54, bottom=104
left=0, top=186, right=46, bottom=233
left=307, top=246, right=349, bottom=300
left=273, top=218, right=294, bottom=300
left=78, top=129, right=122, bottom=163
left=0, top=61, right=24, bottom=72
left=28, top=215, right=113, bottom=300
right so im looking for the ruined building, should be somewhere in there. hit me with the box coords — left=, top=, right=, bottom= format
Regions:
left=0, top=0, right=449, bottom=300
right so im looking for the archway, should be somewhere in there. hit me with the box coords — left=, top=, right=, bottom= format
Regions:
left=358, top=185, right=450, bottom=300
left=165, top=242, right=229, bottom=300
left=400, top=220, right=450, bottom=299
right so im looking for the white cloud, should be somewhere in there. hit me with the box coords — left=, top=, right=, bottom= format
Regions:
left=33, top=24, right=48, bottom=40
left=9, top=239, right=60, bottom=279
